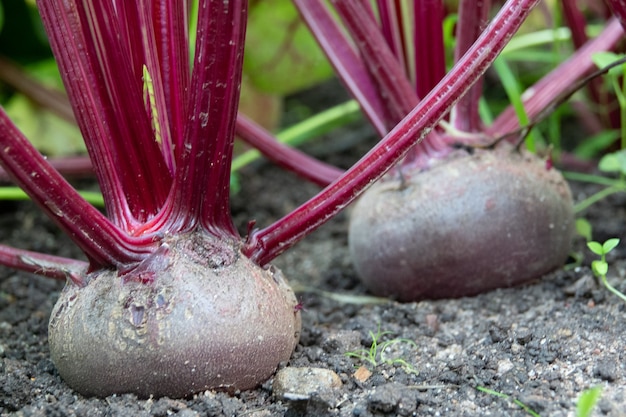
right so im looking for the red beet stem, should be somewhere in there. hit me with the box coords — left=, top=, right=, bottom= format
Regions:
left=0, top=244, right=88, bottom=286
left=488, top=18, right=624, bottom=137
left=156, top=0, right=245, bottom=237
left=245, top=0, right=542, bottom=266
left=413, top=0, right=446, bottom=99
left=294, top=0, right=388, bottom=136
left=0, top=110, right=155, bottom=268
left=450, top=0, right=492, bottom=133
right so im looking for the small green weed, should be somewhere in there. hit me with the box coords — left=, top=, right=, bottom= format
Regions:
left=587, top=238, right=626, bottom=303
left=477, top=385, right=603, bottom=417
left=576, top=386, right=603, bottom=417
left=345, top=325, right=418, bottom=374
left=476, top=386, right=541, bottom=417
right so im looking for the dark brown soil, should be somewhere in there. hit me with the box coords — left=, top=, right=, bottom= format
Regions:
left=2, top=73, right=626, bottom=416
left=2, top=149, right=626, bottom=416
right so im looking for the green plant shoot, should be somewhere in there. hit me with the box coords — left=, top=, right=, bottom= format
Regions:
left=587, top=238, right=626, bottom=302
left=592, top=52, right=626, bottom=149
left=142, top=65, right=162, bottom=145
left=576, top=386, right=602, bottom=417
left=476, top=386, right=541, bottom=417
left=345, top=325, right=418, bottom=374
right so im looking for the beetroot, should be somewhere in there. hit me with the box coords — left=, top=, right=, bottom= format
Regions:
left=49, top=232, right=300, bottom=397
left=294, top=0, right=622, bottom=301
left=349, top=144, right=574, bottom=301
left=0, top=0, right=305, bottom=398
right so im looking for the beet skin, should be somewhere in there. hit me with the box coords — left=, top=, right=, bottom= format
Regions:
left=48, top=232, right=301, bottom=398
left=348, top=144, right=575, bottom=301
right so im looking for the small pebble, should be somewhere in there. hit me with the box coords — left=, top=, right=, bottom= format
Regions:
left=353, top=365, right=372, bottom=383
left=273, top=367, right=342, bottom=401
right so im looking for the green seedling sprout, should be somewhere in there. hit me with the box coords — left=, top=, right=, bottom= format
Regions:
left=587, top=238, right=626, bottom=303
left=345, top=324, right=418, bottom=374
left=576, top=386, right=603, bottom=417
left=476, top=386, right=541, bottom=417
left=477, top=385, right=603, bottom=417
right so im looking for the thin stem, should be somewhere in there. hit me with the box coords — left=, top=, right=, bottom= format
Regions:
left=329, top=0, right=450, bottom=163
left=332, top=0, right=418, bottom=130
left=36, top=0, right=135, bottom=229
left=235, top=114, right=343, bottom=187
left=231, top=100, right=361, bottom=176
left=137, top=0, right=177, bottom=174
left=492, top=56, right=535, bottom=151
left=0, top=156, right=93, bottom=182
left=244, top=0, right=542, bottom=266
left=294, top=0, right=388, bottom=136
left=81, top=1, right=172, bottom=218
left=152, top=0, right=191, bottom=163
left=562, top=0, right=607, bottom=130
left=561, top=0, right=588, bottom=49
left=562, top=171, right=620, bottom=187
left=0, top=110, right=155, bottom=268
left=450, top=0, right=491, bottom=132
left=0, top=244, right=88, bottom=286
left=0, top=56, right=76, bottom=124
left=487, top=18, right=624, bottom=137
left=601, top=273, right=626, bottom=303
left=376, top=0, right=408, bottom=77
left=574, top=184, right=625, bottom=214
left=0, top=187, right=104, bottom=206
left=606, top=0, right=626, bottom=31
left=413, top=0, right=446, bottom=99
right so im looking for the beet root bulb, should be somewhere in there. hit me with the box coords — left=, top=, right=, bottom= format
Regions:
left=49, top=232, right=301, bottom=398
left=348, top=145, right=575, bottom=301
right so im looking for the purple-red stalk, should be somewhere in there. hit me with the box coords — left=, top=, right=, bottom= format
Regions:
left=1, top=0, right=545, bottom=279
left=487, top=19, right=624, bottom=136
left=450, top=0, right=492, bottom=132
left=244, top=0, right=543, bottom=265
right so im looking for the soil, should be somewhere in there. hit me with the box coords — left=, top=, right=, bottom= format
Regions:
left=2, top=91, right=626, bottom=416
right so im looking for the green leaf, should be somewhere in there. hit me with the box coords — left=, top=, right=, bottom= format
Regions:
left=243, top=0, right=333, bottom=95
left=592, top=51, right=626, bottom=77
left=576, top=386, right=602, bottom=417
left=572, top=129, right=620, bottom=159
left=592, top=260, right=608, bottom=277
left=229, top=173, right=240, bottom=195
left=4, top=94, right=85, bottom=156
left=442, top=14, right=458, bottom=67
left=587, top=241, right=604, bottom=256
left=597, top=149, right=626, bottom=174
left=575, top=218, right=592, bottom=242
left=602, top=238, right=620, bottom=254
